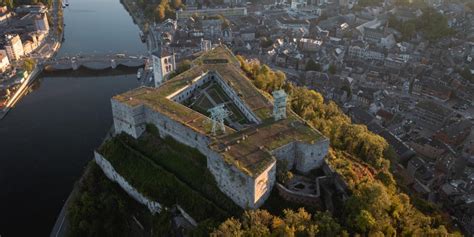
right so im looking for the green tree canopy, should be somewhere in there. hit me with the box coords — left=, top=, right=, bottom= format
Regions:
left=305, top=59, right=321, bottom=72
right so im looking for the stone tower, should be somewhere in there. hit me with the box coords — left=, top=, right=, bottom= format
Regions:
left=152, top=47, right=176, bottom=87
left=272, top=89, right=287, bottom=121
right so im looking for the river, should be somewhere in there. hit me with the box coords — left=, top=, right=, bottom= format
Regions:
left=0, top=0, right=146, bottom=235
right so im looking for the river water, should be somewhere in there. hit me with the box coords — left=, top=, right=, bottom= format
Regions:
left=0, top=0, right=146, bottom=235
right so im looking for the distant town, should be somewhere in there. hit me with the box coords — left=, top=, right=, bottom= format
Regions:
left=122, top=0, right=474, bottom=234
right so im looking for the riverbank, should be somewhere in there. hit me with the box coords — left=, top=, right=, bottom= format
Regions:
left=120, top=0, right=150, bottom=35
left=0, top=0, right=63, bottom=120
left=0, top=41, right=61, bottom=120
left=49, top=126, right=116, bottom=237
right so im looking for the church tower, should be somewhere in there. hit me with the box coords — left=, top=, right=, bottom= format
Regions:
left=152, top=47, right=176, bottom=87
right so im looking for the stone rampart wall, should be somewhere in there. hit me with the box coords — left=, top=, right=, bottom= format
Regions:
left=143, top=106, right=273, bottom=209
left=205, top=149, right=276, bottom=209
left=94, top=151, right=162, bottom=214
left=253, top=161, right=276, bottom=208
left=144, top=106, right=210, bottom=150
left=271, top=142, right=297, bottom=169
left=276, top=183, right=322, bottom=207
left=170, top=73, right=211, bottom=103
left=295, top=138, right=330, bottom=173
left=112, top=99, right=146, bottom=138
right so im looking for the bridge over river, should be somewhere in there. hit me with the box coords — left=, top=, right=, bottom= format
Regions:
left=43, top=53, right=148, bottom=71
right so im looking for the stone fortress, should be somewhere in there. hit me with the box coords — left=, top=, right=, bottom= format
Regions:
left=110, top=46, right=329, bottom=209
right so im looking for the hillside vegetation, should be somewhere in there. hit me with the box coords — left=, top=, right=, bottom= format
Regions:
left=68, top=162, right=175, bottom=237
left=219, top=56, right=462, bottom=236
left=134, top=0, right=183, bottom=22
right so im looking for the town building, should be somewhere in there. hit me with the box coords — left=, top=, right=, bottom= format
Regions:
left=0, top=49, right=10, bottom=72
left=175, top=7, right=247, bottom=20
left=434, top=120, right=472, bottom=148
left=4, top=34, right=24, bottom=61
left=34, top=13, right=49, bottom=32
left=413, top=101, right=453, bottom=128
left=0, top=6, right=12, bottom=24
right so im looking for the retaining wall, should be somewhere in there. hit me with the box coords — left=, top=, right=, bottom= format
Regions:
left=94, top=151, right=162, bottom=214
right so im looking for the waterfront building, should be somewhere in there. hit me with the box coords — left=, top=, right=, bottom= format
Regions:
left=35, top=13, right=49, bottom=33
left=0, top=51, right=10, bottom=73
left=0, top=6, right=12, bottom=24
left=4, top=34, right=25, bottom=61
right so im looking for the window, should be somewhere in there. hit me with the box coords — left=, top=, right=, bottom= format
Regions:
left=164, top=58, right=168, bottom=64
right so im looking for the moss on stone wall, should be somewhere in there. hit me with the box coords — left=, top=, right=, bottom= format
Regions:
left=97, top=135, right=232, bottom=222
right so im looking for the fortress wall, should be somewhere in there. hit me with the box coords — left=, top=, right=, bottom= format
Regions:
left=253, top=161, right=276, bottom=208
left=206, top=149, right=266, bottom=209
left=147, top=102, right=275, bottom=208
left=170, top=73, right=211, bottom=103
left=113, top=100, right=275, bottom=210
left=295, top=138, right=330, bottom=173
left=213, top=73, right=261, bottom=124
left=112, top=99, right=146, bottom=138
left=94, top=151, right=162, bottom=214
left=144, top=107, right=211, bottom=150
left=271, top=142, right=297, bottom=170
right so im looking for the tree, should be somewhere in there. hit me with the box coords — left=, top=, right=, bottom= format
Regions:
left=467, top=1, right=474, bottom=11
left=169, top=59, right=191, bottom=78
left=357, top=0, right=382, bottom=7
left=313, top=212, right=342, bottom=236
left=460, top=67, right=472, bottom=82
left=156, top=4, right=166, bottom=22
left=260, top=37, right=273, bottom=49
left=328, top=64, right=337, bottom=74
left=354, top=210, right=376, bottom=233
left=213, top=209, right=332, bottom=236
left=417, top=8, right=455, bottom=41
left=233, top=54, right=458, bottom=237
left=171, top=0, right=182, bottom=9
left=22, top=58, right=36, bottom=73
left=305, top=59, right=321, bottom=72
left=4, top=0, right=14, bottom=9
left=212, top=218, right=244, bottom=236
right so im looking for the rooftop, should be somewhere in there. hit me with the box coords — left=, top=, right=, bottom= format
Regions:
left=415, top=100, right=453, bottom=117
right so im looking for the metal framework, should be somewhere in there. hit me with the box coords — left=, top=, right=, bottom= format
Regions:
left=272, top=89, right=287, bottom=121
left=208, top=104, right=231, bottom=135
